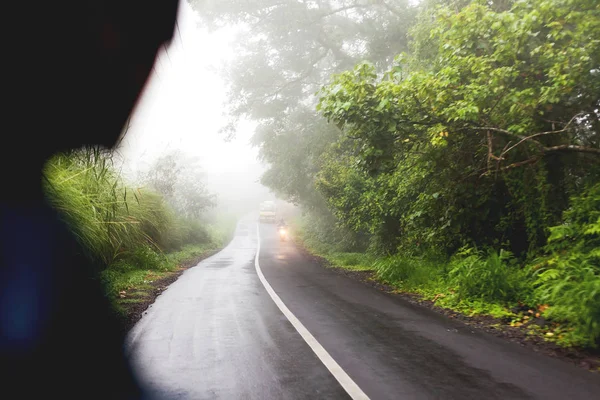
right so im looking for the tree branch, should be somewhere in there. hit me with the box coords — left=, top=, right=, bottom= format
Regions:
left=315, top=3, right=370, bottom=21
left=480, top=157, right=540, bottom=177
left=469, top=126, right=545, bottom=148
left=499, top=112, right=584, bottom=157
left=543, top=145, right=600, bottom=155
left=378, top=0, right=405, bottom=18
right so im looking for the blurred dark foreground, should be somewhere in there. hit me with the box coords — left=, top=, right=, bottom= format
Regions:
left=1, top=1, right=179, bottom=398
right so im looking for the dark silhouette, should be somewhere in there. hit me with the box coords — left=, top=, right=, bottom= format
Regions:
left=2, top=1, right=179, bottom=398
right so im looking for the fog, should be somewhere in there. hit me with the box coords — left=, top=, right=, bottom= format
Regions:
left=119, top=2, right=275, bottom=216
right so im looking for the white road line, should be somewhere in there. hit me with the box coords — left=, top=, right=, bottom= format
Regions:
left=254, top=224, right=370, bottom=400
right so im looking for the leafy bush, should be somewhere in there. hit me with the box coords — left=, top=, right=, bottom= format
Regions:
left=532, top=183, right=600, bottom=346
left=328, top=252, right=374, bottom=271
left=448, top=247, right=525, bottom=303
left=126, top=245, right=168, bottom=271
left=158, top=216, right=212, bottom=252
left=375, top=254, right=445, bottom=290
left=299, top=208, right=369, bottom=254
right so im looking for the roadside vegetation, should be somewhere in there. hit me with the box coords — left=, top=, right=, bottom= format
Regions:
left=43, top=147, right=233, bottom=321
left=200, top=0, right=600, bottom=350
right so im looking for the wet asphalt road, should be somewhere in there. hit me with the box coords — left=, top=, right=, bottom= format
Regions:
left=127, top=218, right=600, bottom=399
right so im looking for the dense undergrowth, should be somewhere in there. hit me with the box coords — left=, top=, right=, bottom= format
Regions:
left=43, top=147, right=233, bottom=309
left=296, top=183, right=600, bottom=349
left=265, top=0, right=600, bottom=351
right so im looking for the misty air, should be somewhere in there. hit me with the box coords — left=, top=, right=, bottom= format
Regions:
left=3, top=0, right=600, bottom=399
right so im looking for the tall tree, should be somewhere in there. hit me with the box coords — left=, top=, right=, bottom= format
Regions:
left=190, top=0, right=417, bottom=207
left=140, top=151, right=215, bottom=219
left=317, top=0, right=600, bottom=254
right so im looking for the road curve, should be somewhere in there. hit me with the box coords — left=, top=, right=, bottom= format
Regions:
left=127, top=217, right=600, bottom=399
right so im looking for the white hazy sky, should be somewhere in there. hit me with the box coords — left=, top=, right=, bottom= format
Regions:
left=120, top=2, right=273, bottom=207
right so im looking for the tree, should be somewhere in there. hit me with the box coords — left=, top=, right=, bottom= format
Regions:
left=317, top=0, right=600, bottom=254
left=141, top=151, right=181, bottom=199
left=189, top=0, right=417, bottom=212
left=140, top=151, right=215, bottom=219
left=191, top=0, right=416, bottom=121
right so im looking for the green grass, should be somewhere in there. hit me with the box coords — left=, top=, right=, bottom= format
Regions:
left=101, top=269, right=157, bottom=298
left=328, top=252, right=375, bottom=271
left=167, top=243, right=218, bottom=265
left=44, top=148, right=176, bottom=265
left=102, top=243, right=217, bottom=297
left=294, top=218, right=526, bottom=330
left=374, top=254, right=446, bottom=291
left=101, top=242, right=219, bottom=322
left=118, top=298, right=148, bottom=304
left=44, top=148, right=220, bottom=267
left=43, top=148, right=231, bottom=323
left=295, top=219, right=594, bottom=347
left=293, top=216, right=374, bottom=271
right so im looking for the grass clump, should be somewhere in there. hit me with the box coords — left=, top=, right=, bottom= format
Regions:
left=448, top=247, right=526, bottom=304
left=44, top=147, right=173, bottom=266
left=43, top=147, right=224, bottom=307
left=374, top=254, right=445, bottom=291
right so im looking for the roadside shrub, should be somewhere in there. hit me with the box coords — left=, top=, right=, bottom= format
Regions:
left=164, top=218, right=211, bottom=251
left=330, top=252, right=373, bottom=269
left=448, top=247, right=524, bottom=303
left=44, top=148, right=212, bottom=269
left=300, top=209, right=369, bottom=254
left=531, top=183, right=600, bottom=346
left=375, top=254, right=444, bottom=289
left=127, top=245, right=168, bottom=271
left=44, top=148, right=163, bottom=265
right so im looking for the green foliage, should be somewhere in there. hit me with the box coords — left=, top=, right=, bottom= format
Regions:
left=101, top=269, right=153, bottom=300
left=375, top=254, right=446, bottom=290
left=328, top=253, right=373, bottom=271
left=531, top=183, right=600, bottom=346
left=192, top=0, right=416, bottom=125
left=100, top=243, right=215, bottom=301
left=44, top=148, right=216, bottom=268
left=44, top=148, right=167, bottom=265
left=436, top=297, right=515, bottom=319
left=192, top=1, right=417, bottom=239
left=316, top=0, right=600, bottom=254
left=297, top=208, right=369, bottom=254
left=119, top=245, right=168, bottom=272
left=140, top=150, right=215, bottom=220
left=45, top=148, right=227, bottom=318
left=188, top=0, right=600, bottom=348
left=448, top=247, right=526, bottom=303
left=167, top=243, right=216, bottom=266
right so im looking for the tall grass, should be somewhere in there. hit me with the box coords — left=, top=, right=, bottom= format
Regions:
left=448, top=247, right=526, bottom=303
left=374, top=254, right=445, bottom=290
left=43, top=147, right=213, bottom=269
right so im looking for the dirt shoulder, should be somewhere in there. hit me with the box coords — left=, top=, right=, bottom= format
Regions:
left=117, top=249, right=219, bottom=332
left=294, top=242, right=600, bottom=373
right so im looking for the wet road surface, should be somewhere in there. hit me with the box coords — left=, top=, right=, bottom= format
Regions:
left=127, top=218, right=600, bottom=399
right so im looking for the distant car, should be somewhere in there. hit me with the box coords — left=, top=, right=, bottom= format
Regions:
left=259, top=201, right=276, bottom=223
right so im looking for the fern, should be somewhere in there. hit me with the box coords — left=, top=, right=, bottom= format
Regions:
left=531, top=183, right=600, bottom=347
